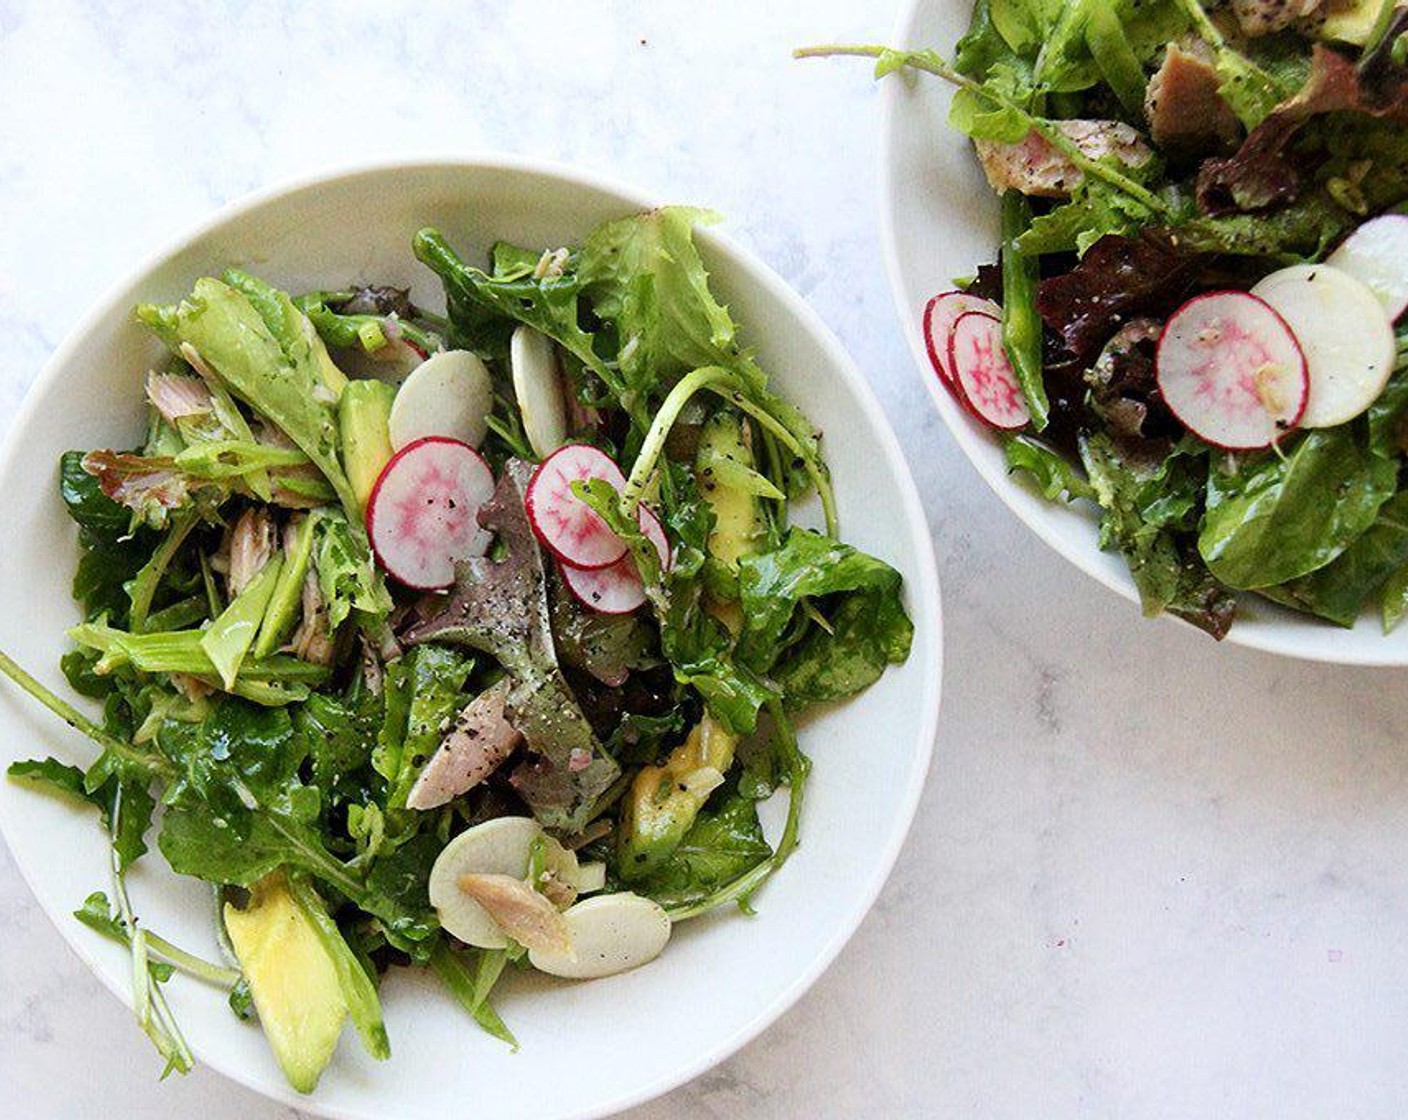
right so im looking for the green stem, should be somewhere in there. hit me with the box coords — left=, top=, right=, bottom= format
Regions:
left=0, top=649, right=172, bottom=780
left=1000, top=191, right=1048, bottom=430
left=621, top=366, right=737, bottom=515
left=724, top=392, right=838, bottom=537
left=130, top=510, right=199, bottom=633
left=110, top=788, right=194, bottom=1075
left=80, top=898, right=242, bottom=986
left=795, top=44, right=1168, bottom=214
left=621, top=365, right=839, bottom=537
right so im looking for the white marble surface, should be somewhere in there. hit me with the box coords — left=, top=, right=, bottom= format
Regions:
left=4, top=2, right=1408, bottom=1117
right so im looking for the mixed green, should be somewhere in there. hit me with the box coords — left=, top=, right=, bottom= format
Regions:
left=804, top=0, right=1408, bottom=638
left=3, top=207, right=913, bottom=1090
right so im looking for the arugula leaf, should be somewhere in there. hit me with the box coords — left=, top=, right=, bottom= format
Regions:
left=1199, top=429, right=1397, bottom=589
left=313, top=509, right=392, bottom=632
left=60, top=450, right=132, bottom=537
left=72, top=529, right=154, bottom=626
left=1079, top=433, right=1236, bottom=638
left=1368, top=338, right=1408, bottom=457
left=631, top=790, right=772, bottom=912
left=1005, top=434, right=1095, bottom=502
left=413, top=229, right=613, bottom=388
left=8, top=757, right=154, bottom=871
left=736, top=530, right=912, bottom=676
left=1383, top=555, right=1408, bottom=634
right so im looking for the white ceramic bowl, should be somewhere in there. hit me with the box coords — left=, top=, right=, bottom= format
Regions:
left=881, top=0, right=1408, bottom=665
left=0, top=158, right=941, bottom=1119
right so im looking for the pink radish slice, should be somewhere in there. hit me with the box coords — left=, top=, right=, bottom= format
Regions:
left=923, top=291, right=1001, bottom=387
left=366, top=437, right=495, bottom=590
left=526, top=444, right=629, bottom=570
left=1155, top=290, right=1307, bottom=450
left=947, top=311, right=1031, bottom=430
left=560, top=506, right=671, bottom=615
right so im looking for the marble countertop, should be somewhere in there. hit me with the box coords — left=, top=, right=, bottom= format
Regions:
left=4, top=2, right=1408, bottom=1117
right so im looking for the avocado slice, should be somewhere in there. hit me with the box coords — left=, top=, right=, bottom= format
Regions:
left=224, top=872, right=348, bottom=1094
left=694, top=409, right=769, bottom=604
left=617, top=714, right=737, bottom=879
left=1318, top=0, right=1386, bottom=44
left=338, top=379, right=396, bottom=514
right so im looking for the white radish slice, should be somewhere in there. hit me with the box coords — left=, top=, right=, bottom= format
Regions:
left=1251, top=264, right=1395, bottom=429
left=366, top=437, right=495, bottom=589
left=388, top=349, right=494, bottom=451
left=559, top=505, right=671, bottom=615
left=574, top=861, right=607, bottom=894
left=1156, top=290, right=1308, bottom=450
left=923, top=290, right=1001, bottom=387
left=528, top=893, right=671, bottom=980
left=510, top=326, right=570, bottom=459
left=429, top=818, right=580, bottom=950
left=1327, top=214, right=1408, bottom=320
left=525, top=444, right=630, bottom=569
left=947, top=311, right=1030, bottom=430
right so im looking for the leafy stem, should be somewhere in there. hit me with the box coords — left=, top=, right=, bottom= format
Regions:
left=621, top=365, right=838, bottom=536
left=794, top=44, right=1168, bottom=214
left=110, top=787, right=195, bottom=1077
left=0, top=649, right=173, bottom=781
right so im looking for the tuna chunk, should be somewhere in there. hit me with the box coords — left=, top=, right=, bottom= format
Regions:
left=227, top=508, right=276, bottom=598
left=406, top=679, right=522, bottom=811
left=1231, top=0, right=1325, bottom=36
left=974, top=120, right=1152, bottom=198
left=454, top=873, right=573, bottom=955
left=1145, top=38, right=1243, bottom=156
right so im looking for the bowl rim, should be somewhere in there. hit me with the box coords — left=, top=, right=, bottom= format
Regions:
left=0, top=151, right=944, bottom=1119
left=877, top=0, right=1408, bottom=668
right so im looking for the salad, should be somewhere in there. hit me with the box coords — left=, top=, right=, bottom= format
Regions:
left=804, top=0, right=1408, bottom=638
left=0, top=207, right=914, bottom=1091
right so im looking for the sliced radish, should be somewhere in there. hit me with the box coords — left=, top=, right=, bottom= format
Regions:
left=388, top=349, right=494, bottom=451
left=510, top=325, right=569, bottom=459
left=527, top=892, right=671, bottom=980
left=1251, top=264, right=1396, bottom=429
left=525, top=444, right=629, bottom=569
left=366, top=437, right=494, bottom=589
left=1326, top=214, right=1408, bottom=321
left=1156, top=290, right=1308, bottom=450
left=923, top=291, right=1001, bottom=387
left=429, top=818, right=580, bottom=950
left=947, top=311, right=1030, bottom=430
left=575, top=861, right=607, bottom=894
left=559, top=505, right=671, bottom=615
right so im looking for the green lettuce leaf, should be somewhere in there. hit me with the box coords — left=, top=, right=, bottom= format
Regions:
left=736, top=529, right=913, bottom=707
left=1079, top=433, right=1236, bottom=638
left=1199, top=428, right=1397, bottom=590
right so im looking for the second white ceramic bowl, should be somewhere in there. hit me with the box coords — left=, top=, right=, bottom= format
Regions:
left=881, top=0, right=1408, bottom=665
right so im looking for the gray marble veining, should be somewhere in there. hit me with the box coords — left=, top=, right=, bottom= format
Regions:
left=4, top=2, right=1408, bottom=1118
